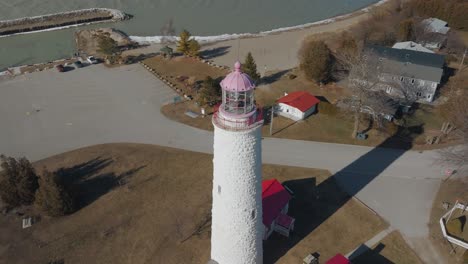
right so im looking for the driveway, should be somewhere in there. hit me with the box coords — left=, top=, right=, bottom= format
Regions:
left=0, top=64, right=445, bottom=263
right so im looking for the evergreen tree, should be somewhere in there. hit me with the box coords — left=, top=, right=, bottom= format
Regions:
left=35, top=169, right=74, bottom=217
left=242, top=52, right=260, bottom=82
left=177, top=29, right=191, bottom=55
left=188, top=39, right=201, bottom=57
left=97, top=35, right=119, bottom=56
left=0, top=155, right=38, bottom=207
left=197, top=76, right=221, bottom=105
left=299, top=40, right=332, bottom=83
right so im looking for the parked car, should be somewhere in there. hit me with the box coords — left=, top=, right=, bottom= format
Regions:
left=73, top=61, right=83, bottom=68
left=55, top=64, right=65, bottom=72
left=87, top=56, right=98, bottom=64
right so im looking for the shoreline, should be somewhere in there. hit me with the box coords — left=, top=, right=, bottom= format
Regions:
left=2, top=0, right=392, bottom=73
left=125, top=0, right=396, bottom=71
left=0, top=8, right=130, bottom=37
left=129, top=0, right=390, bottom=45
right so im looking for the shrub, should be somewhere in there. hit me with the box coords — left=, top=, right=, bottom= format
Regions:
left=35, top=169, right=75, bottom=217
left=288, top=74, right=297, bottom=80
left=318, top=102, right=338, bottom=116
left=299, top=40, right=332, bottom=83
left=98, top=34, right=119, bottom=56
left=0, top=155, right=38, bottom=207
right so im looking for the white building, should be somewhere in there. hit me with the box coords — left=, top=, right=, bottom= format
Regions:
left=210, top=62, right=264, bottom=264
left=392, top=41, right=434, bottom=54
left=366, top=45, right=446, bottom=103
left=420, top=18, right=450, bottom=50
left=276, top=91, right=320, bottom=121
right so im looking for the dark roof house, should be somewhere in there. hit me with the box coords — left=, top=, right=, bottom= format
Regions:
left=366, top=44, right=445, bottom=83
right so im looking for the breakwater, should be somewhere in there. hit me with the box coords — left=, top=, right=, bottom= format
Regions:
left=0, top=8, right=131, bottom=37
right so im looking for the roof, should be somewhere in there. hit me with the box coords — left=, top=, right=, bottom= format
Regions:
left=392, top=41, right=434, bottom=54
left=220, top=61, right=255, bottom=92
left=423, top=18, right=450, bottom=34
left=326, top=254, right=351, bottom=264
left=366, top=45, right=445, bottom=83
left=277, top=91, right=320, bottom=112
left=262, top=179, right=291, bottom=227
left=276, top=213, right=294, bottom=228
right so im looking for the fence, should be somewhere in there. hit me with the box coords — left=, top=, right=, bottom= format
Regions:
left=213, top=109, right=264, bottom=131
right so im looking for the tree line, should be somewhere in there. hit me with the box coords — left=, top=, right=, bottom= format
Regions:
left=0, top=155, right=74, bottom=217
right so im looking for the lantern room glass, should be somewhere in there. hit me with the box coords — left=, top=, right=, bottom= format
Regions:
left=223, top=90, right=254, bottom=115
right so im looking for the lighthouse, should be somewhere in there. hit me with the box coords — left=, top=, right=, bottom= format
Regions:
left=210, top=62, right=264, bottom=264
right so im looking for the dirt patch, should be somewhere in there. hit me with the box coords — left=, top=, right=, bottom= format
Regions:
left=0, top=143, right=387, bottom=264
left=429, top=179, right=468, bottom=263
left=75, top=28, right=135, bottom=56
left=143, top=56, right=227, bottom=98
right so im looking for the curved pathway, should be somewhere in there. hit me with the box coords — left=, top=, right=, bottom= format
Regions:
left=0, top=64, right=445, bottom=263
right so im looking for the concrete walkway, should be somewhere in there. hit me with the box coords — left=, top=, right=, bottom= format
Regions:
left=0, top=64, right=447, bottom=263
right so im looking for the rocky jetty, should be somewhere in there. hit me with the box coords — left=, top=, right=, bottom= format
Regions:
left=0, top=8, right=132, bottom=36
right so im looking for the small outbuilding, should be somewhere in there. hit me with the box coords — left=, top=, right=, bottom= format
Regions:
left=276, top=91, right=320, bottom=121
left=262, top=179, right=295, bottom=239
left=326, top=254, right=351, bottom=264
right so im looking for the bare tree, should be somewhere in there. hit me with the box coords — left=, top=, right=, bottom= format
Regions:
left=335, top=48, right=424, bottom=137
left=160, top=18, right=176, bottom=44
left=438, top=88, right=468, bottom=174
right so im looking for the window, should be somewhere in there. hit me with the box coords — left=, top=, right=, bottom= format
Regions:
left=411, top=79, right=415, bottom=84
left=400, top=77, right=404, bottom=81
left=251, top=210, right=256, bottom=219
left=386, top=86, right=393, bottom=94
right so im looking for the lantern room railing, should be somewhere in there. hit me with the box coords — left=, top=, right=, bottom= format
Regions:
left=213, top=107, right=264, bottom=131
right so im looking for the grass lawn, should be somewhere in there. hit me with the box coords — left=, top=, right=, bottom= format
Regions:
left=353, top=231, right=423, bottom=264
left=151, top=54, right=456, bottom=150
left=0, top=144, right=388, bottom=264
left=429, top=178, right=468, bottom=264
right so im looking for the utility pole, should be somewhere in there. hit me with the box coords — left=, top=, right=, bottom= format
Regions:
left=269, top=105, right=274, bottom=136
left=459, top=48, right=467, bottom=72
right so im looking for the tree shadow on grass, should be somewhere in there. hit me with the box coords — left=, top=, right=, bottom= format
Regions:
left=200, top=46, right=231, bottom=60
left=261, top=70, right=289, bottom=85
left=56, top=157, right=146, bottom=209
left=264, top=126, right=422, bottom=263
left=351, top=243, right=395, bottom=264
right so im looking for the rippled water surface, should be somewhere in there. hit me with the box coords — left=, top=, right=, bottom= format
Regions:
left=0, top=0, right=379, bottom=70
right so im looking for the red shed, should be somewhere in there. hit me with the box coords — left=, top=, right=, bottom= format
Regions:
left=262, top=179, right=295, bottom=239
left=276, top=91, right=320, bottom=121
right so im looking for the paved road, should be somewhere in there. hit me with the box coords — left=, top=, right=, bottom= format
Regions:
left=0, top=64, right=445, bottom=263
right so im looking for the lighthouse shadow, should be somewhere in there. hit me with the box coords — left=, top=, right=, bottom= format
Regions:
left=263, top=127, right=419, bottom=263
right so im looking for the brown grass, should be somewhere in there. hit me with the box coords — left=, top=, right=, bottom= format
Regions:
left=0, top=144, right=387, bottom=264
left=143, top=56, right=227, bottom=97
left=429, top=179, right=468, bottom=264
left=353, top=231, right=423, bottom=264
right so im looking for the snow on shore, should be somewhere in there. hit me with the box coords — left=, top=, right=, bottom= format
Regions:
left=130, top=0, right=391, bottom=45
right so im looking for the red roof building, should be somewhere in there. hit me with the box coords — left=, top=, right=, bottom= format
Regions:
left=262, top=179, right=295, bottom=239
left=276, top=91, right=320, bottom=121
left=326, top=254, right=351, bottom=264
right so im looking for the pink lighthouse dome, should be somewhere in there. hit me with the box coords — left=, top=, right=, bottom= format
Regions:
left=220, top=61, right=256, bottom=92
left=214, top=62, right=263, bottom=130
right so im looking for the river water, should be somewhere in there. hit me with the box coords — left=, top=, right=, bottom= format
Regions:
left=0, top=0, right=379, bottom=70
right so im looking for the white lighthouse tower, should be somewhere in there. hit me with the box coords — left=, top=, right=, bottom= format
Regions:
left=210, top=62, right=264, bottom=264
